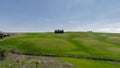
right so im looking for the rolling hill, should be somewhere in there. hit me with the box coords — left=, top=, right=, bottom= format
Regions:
left=0, top=32, right=120, bottom=68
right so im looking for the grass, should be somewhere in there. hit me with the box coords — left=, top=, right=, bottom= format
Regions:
left=57, top=58, right=120, bottom=68
left=0, top=32, right=120, bottom=67
left=0, top=37, right=77, bottom=54
left=0, top=32, right=120, bottom=58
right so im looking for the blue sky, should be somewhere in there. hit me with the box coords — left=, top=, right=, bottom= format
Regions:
left=0, top=0, right=120, bottom=32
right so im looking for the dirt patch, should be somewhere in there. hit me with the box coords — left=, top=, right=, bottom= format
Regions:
left=4, top=53, right=76, bottom=68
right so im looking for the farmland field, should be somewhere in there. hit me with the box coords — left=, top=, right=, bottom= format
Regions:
left=0, top=32, right=120, bottom=68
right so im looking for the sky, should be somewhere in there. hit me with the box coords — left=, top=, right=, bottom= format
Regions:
left=0, top=0, right=120, bottom=33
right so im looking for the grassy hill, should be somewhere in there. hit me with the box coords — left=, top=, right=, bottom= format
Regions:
left=0, top=32, right=120, bottom=68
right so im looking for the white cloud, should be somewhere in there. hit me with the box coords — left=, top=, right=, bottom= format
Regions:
left=95, top=22, right=120, bottom=33
left=96, top=27, right=120, bottom=33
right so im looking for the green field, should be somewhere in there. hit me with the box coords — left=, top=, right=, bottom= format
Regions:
left=57, top=58, right=120, bottom=68
left=0, top=32, right=120, bottom=68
